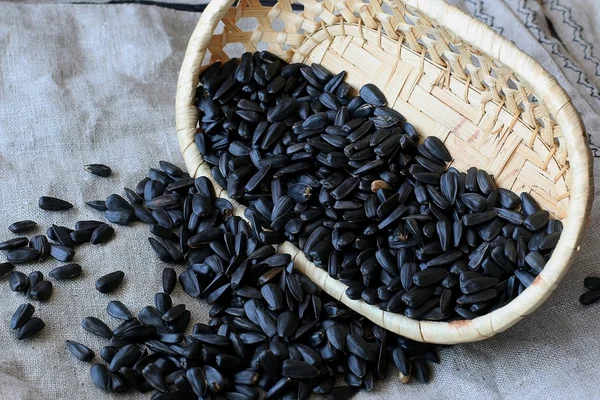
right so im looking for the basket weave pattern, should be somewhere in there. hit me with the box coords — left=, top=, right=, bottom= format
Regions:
left=176, top=0, right=593, bottom=344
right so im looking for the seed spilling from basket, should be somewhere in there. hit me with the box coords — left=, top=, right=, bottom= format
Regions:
left=193, top=51, right=562, bottom=321
left=68, top=172, right=439, bottom=397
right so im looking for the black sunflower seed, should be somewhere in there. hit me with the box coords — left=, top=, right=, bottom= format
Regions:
left=70, top=230, right=93, bottom=243
left=346, top=334, right=374, bottom=361
left=462, top=211, right=497, bottom=226
left=9, top=271, right=29, bottom=292
left=81, top=316, right=113, bottom=339
left=0, top=262, right=15, bottom=279
left=584, top=276, right=600, bottom=291
left=105, top=210, right=135, bottom=225
left=187, top=367, right=208, bottom=397
left=107, top=300, right=133, bottom=320
left=29, top=235, right=49, bottom=261
left=520, top=192, right=541, bottom=217
left=359, top=84, right=386, bottom=106
left=84, top=164, right=112, bottom=177
left=0, top=237, right=29, bottom=251
left=49, top=244, right=75, bottom=262
left=148, top=238, right=174, bottom=263
left=16, top=317, right=45, bottom=340
left=49, top=263, right=82, bottom=280
left=476, top=170, right=496, bottom=194
left=8, top=220, right=36, bottom=234
left=423, top=136, right=451, bottom=162
left=461, top=193, right=487, bottom=212
left=579, top=290, right=600, bottom=305
left=524, top=210, right=550, bottom=231
left=281, top=359, right=319, bottom=379
left=10, top=303, right=35, bottom=330
left=7, top=247, right=40, bottom=264
left=162, top=268, right=177, bottom=294
left=96, top=271, right=125, bottom=293
left=109, top=344, right=142, bottom=372
left=66, top=340, right=95, bottom=362
left=91, top=224, right=115, bottom=245
left=498, top=188, right=520, bottom=209
left=90, top=363, right=111, bottom=391
left=39, top=196, right=73, bottom=211
left=87, top=200, right=108, bottom=211
left=145, top=194, right=181, bottom=210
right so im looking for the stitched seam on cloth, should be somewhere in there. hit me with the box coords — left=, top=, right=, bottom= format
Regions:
left=544, top=0, right=600, bottom=77
left=517, top=0, right=600, bottom=101
left=464, top=0, right=505, bottom=34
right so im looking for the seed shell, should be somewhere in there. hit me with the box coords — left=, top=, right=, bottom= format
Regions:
left=39, top=196, right=73, bottom=211
left=11, top=303, right=35, bottom=330
left=82, top=317, right=113, bottom=339
left=96, top=271, right=125, bottom=293
left=16, top=317, right=45, bottom=340
left=49, top=263, right=82, bottom=280
left=8, top=220, right=36, bottom=234
left=7, top=247, right=40, bottom=264
left=66, top=340, right=95, bottom=362
left=84, top=164, right=112, bottom=177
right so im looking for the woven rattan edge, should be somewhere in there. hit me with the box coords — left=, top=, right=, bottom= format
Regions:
left=406, top=0, right=593, bottom=342
left=175, top=0, right=594, bottom=344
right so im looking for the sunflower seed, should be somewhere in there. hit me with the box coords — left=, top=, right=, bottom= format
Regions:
left=579, top=290, right=600, bottom=305
left=90, top=224, right=115, bottom=245
left=279, top=359, right=319, bottom=379
left=28, top=235, right=49, bottom=261
left=17, top=317, right=45, bottom=340
left=90, top=363, right=111, bottom=391
left=7, top=247, right=40, bottom=264
left=524, top=210, right=550, bottom=231
left=346, top=334, right=374, bottom=361
left=8, top=220, right=36, bottom=234
left=0, top=262, right=15, bottom=280
left=8, top=271, right=28, bottom=292
left=86, top=200, right=108, bottom=211
left=11, top=303, right=35, bottom=330
left=39, top=196, right=73, bottom=211
left=82, top=317, right=113, bottom=339
left=109, top=344, right=142, bottom=372
left=0, top=237, right=29, bottom=251
left=85, top=164, right=112, bottom=177
left=358, top=84, right=386, bottom=106
left=162, top=268, right=177, bottom=294
left=66, top=340, right=95, bottom=362
left=96, top=271, right=125, bottom=293
left=49, top=244, right=75, bottom=262
left=49, top=263, right=82, bottom=280
left=105, top=210, right=135, bottom=225
left=107, top=300, right=133, bottom=320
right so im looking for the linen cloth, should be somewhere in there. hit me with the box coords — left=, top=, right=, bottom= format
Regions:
left=0, top=1, right=598, bottom=399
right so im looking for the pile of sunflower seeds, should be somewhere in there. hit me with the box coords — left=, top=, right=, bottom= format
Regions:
left=2, top=161, right=440, bottom=396
left=67, top=173, right=439, bottom=398
left=193, top=51, right=562, bottom=322
left=1, top=190, right=119, bottom=338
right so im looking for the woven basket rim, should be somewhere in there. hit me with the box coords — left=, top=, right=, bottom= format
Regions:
left=175, top=0, right=594, bottom=344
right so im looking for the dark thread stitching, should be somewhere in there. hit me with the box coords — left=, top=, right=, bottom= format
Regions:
left=544, top=0, right=600, bottom=77
left=518, top=0, right=600, bottom=155
left=517, top=0, right=600, bottom=101
left=464, top=0, right=505, bottom=34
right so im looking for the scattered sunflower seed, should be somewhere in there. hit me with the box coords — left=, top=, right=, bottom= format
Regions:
left=84, top=164, right=112, bottom=177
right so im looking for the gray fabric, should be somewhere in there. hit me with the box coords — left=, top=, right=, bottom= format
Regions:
left=0, top=1, right=598, bottom=399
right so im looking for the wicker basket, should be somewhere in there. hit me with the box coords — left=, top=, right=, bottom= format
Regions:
left=175, top=0, right=593, bottom=344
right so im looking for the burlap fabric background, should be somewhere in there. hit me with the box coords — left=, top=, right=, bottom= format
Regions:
left=0, top=1, right=598, bottom=399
